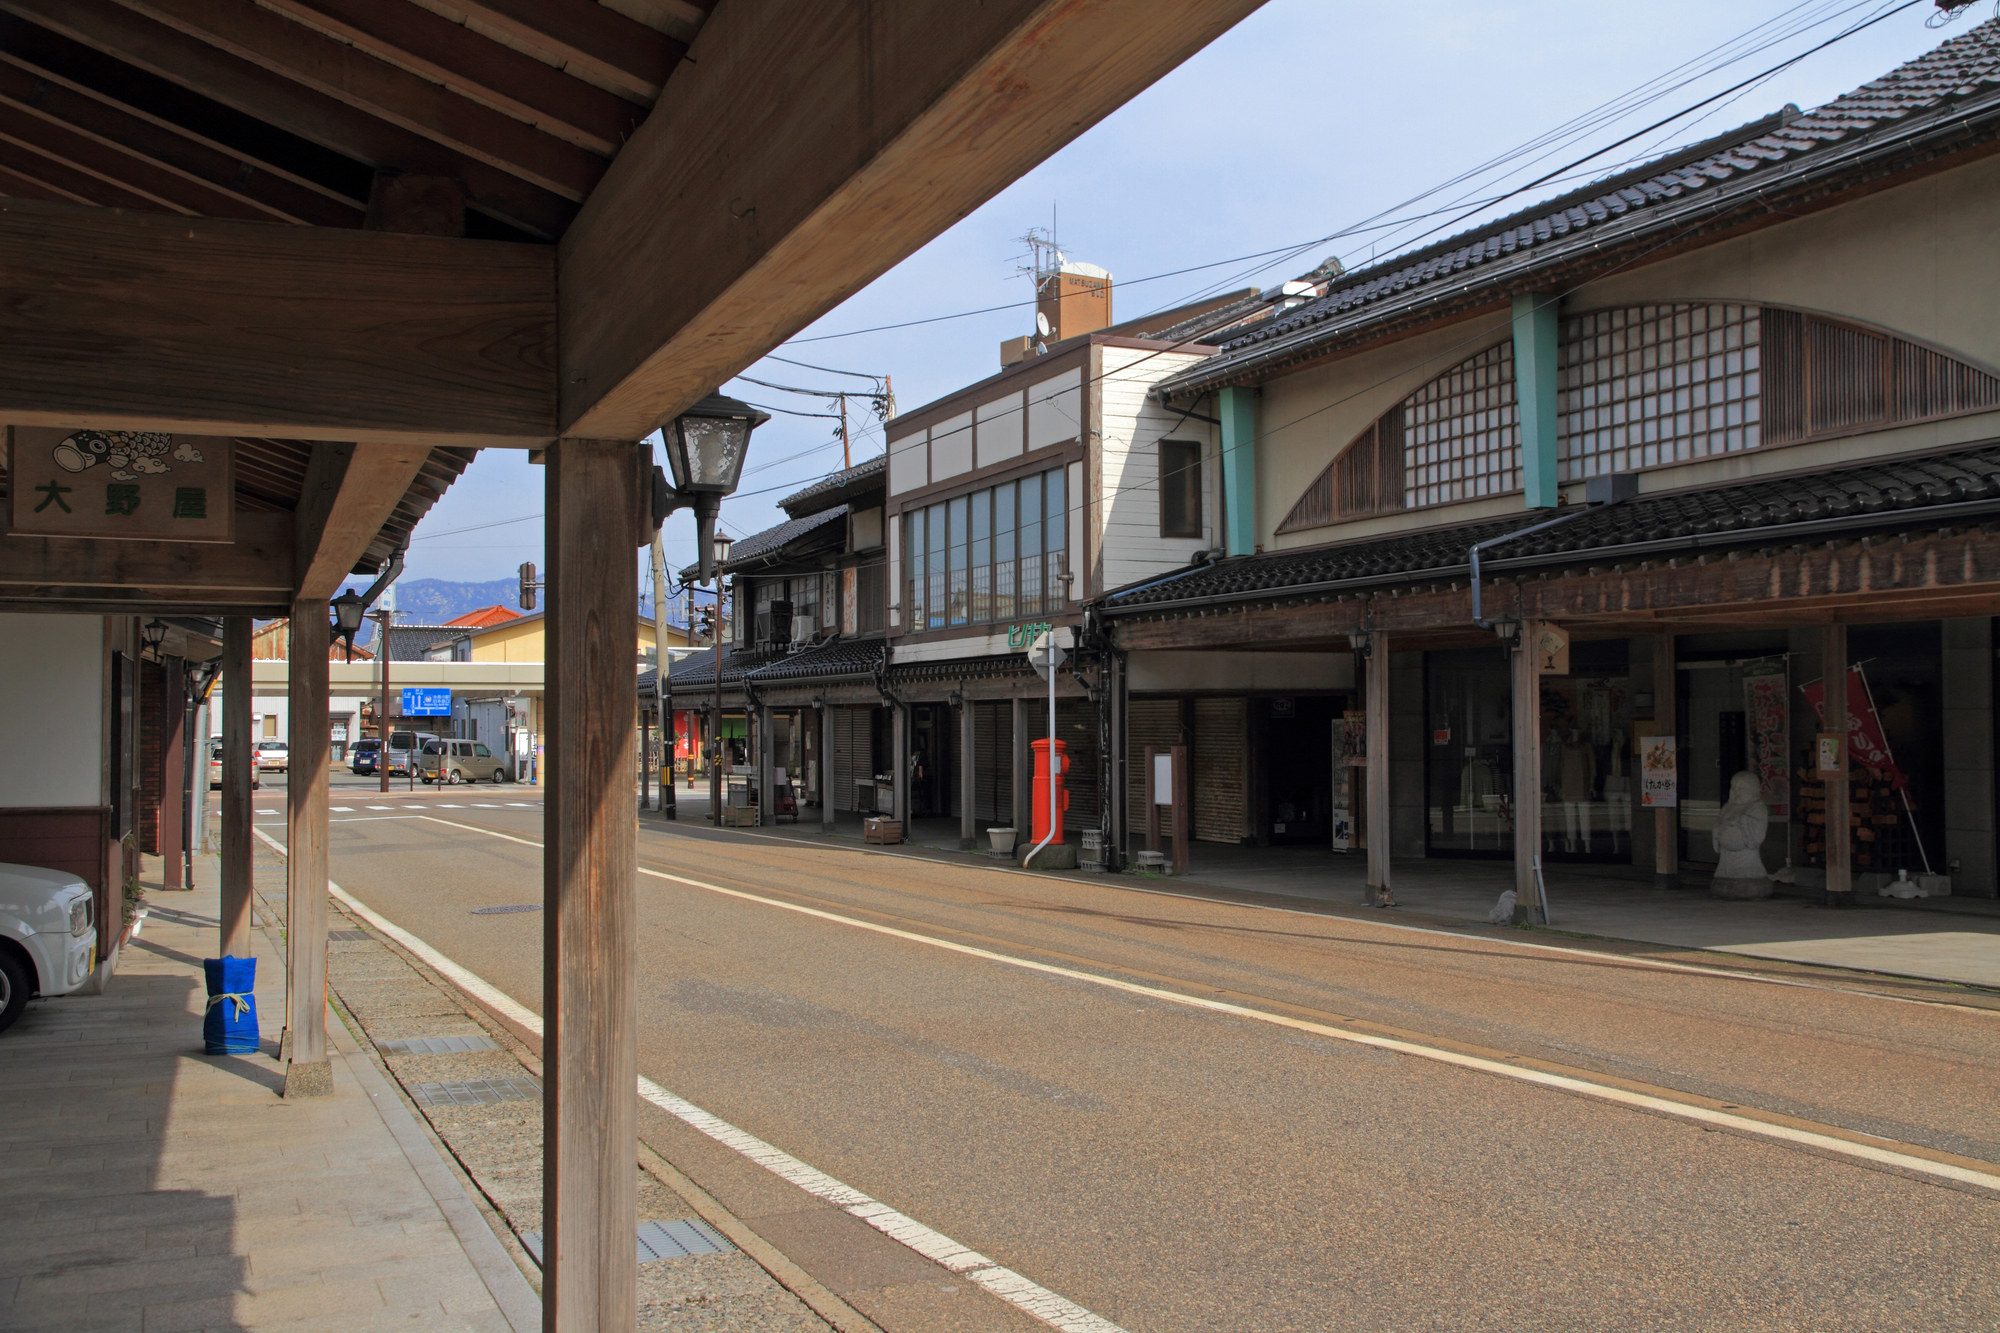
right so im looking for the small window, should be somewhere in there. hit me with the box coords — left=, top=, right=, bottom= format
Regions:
left=1159, top=440, right=1202, bottom=538
left=453, top=742, right=471, bottom=756
left=473, top=743, right=492, bottom=758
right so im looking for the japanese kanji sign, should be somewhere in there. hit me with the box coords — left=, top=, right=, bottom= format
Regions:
left=7, top=427, right=233, bottom=542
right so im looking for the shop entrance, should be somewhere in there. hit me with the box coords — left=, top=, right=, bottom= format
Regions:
left=1262, top=695, right=1345, bottom=845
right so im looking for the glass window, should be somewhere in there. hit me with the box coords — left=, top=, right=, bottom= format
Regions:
left=474, top=744, right=491, bottom=757
left=1160, top=440, right=1202, bottom=538
left=947, top=494, right=969, bottom=625
left=926, top=501, right=946, bottom=630
left=906, top=508, right=926, bottom=630
left=994, top=482, right=1016, bottom=623
left=896, top=466, right=1068, bottom=632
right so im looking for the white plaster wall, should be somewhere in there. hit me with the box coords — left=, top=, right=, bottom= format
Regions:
left=1258, top=152, right=2000, bottom=553
left=975, top=391, right=1025, bottom=468
left=931, top=410, right=973, bottom=481
left=1096, top=347, right=1218, bottom=591
left=1027, top=367, right=1083, bottom=451
left=888, top=427, right=927, bottom=495
left=0, top=613, right=104, bottom=807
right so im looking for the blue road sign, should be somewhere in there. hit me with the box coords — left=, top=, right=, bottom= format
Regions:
left=402, top=687, right=451, bottom=717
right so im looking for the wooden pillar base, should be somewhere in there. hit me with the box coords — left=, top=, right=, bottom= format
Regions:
left=283, top=1059, right=332, bottom=1098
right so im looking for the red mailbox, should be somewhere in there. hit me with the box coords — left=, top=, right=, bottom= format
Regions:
left=1031, top=738, right=1069, bottom=844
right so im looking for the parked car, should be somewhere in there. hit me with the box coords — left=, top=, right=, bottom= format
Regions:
left=386, top=732, right=417, bottom=777
left=207, top=742, right=262, bottom=790
left=420, top=738, right=507, bottom=785
left=0, top=862, right=98, bottom=1034
left=349, top=739, right=381, bottom=775
left=255, top=739, right=289, bottom=772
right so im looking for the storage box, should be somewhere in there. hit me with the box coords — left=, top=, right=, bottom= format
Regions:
left=863, top=817, right=903, bottom=845
left=722, top=806, right=759, bottom=828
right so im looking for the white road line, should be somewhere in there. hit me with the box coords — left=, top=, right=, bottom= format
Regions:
left=440, top=803, right=465, bottom=808
left=331, top=806, right=355, bottom=812
left=408, top=812, right=2000, bottom=1197
left=251, top=823, right=1126, bottom=1333
left=367, top=805, right=394, bottom=810
left=697, top=825, right=1995, bottom=1014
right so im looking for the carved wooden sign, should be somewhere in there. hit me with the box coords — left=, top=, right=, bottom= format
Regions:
left=8, top=427, right=234, bottom=542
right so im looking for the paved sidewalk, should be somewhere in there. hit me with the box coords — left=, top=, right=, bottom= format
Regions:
left=0, top=862, right=538, bottom=1332
left=652, top=787, right=2000, bottom=992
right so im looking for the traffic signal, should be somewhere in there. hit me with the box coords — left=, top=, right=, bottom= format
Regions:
left=519, top=561, right=537, bottom=611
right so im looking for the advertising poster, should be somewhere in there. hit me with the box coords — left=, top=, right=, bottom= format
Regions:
left=1639, top=734, right=1678, bottom=808
left=1801, top=667, right=1905, bottom=789
left=1742, top=666, right=1791, bottom=817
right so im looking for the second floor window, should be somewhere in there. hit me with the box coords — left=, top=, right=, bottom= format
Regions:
left=1159, top=439, right=1202, bottom=538
left=906, top=465, right=1067, bottom=631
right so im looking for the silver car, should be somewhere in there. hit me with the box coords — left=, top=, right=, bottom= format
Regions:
left=0, top=863, right=98, bottom=1034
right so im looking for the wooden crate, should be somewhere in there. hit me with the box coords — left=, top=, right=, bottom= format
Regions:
left=863, top=817, right=903, bottom=845
left=722, top=806, right=758, bottom=828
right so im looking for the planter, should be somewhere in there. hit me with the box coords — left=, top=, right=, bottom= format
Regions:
left=202, top=955, right=260, bottom=1054
left=987, top=828, right=1017, bottom=855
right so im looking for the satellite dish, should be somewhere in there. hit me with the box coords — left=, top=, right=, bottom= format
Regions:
left=1035, top=311, right=1052, bottom=338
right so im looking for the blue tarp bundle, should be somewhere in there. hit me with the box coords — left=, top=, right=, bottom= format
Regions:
left=202, top=955, right=259, bottom=1055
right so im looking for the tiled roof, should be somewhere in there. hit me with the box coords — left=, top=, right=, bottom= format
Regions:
left=643, top=636, right=886, bottom=695
left=385, top=624, right=467, bottom=660
left=1162, top=19, right=2000, bottom=397
left=1105, top=442, right=2000, bottom=613
left=779, top=455, right=885, bottom=518
left=681, top=506, right=848, bottom=581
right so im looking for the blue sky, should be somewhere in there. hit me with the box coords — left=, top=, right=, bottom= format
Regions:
left=395, top=0, right=1962, bottom=593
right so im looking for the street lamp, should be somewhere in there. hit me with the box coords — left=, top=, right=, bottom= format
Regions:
left=656, top=393, right=767, bottom=584
left=330, top=589, right=365, bottom=662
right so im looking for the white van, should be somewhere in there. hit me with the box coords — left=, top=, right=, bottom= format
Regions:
left=0, top=863, right=98, bottom=1034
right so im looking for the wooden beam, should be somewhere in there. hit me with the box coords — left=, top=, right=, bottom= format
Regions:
left=544, top=437, right=641, bottom=1331
left=1822, top=621, right=1851, bottom=900
left=453, top=0, right=684, bottom=104
left=0, top=0, right=574, bottom=237
left=293, top=442, right=433, bottom=599
left=0, top=199, right=555, bottom=445
left=555, top=0, right=1264, bottom=440
left=114, top=0, right=604, bottom=200
left=1652, top=632, right=1678, bottom=890
left=1512, top=623, right=1543, bottom=919
left=0, top=156, right=87, bottom=203
left=0, top=510, right=295, bottom=595
left=0, top=99, right=272, bottom=219
left=284, top=597, right=332, bottom=1097
left=0, top=53, right=358, bottom=225
left=220, top=614, right=252, bottom=959
left=259, top=0, right=642, bottom=156
left=0, top=124, right=164, bottom=207
left=1365, top=636, right=1391, bottom=904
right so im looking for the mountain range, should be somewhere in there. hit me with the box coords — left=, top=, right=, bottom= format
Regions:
left=335, top=576, right=700, bottom=645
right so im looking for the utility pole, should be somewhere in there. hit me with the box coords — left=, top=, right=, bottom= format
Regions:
left=838, top=394, right=851, bottom=469
left=372, top=607, right=392, bottom=794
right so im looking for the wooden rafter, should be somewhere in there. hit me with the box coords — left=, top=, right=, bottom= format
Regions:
left=113, top=0, right=606, bottom=200
left=0, top=50, right=361, bottom=225
left=0, top=0, right=574, bottom=237
left=452, top=0, right=686, bottom=104
left=259, top=0, right=642, bottom=156
left=0, top=127, right=163, bottom=208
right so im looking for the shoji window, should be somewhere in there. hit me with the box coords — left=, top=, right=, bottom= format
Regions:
left=1557, top=303, right=1760, bottom=479
left=1403, top=340, right=1519, bottom=508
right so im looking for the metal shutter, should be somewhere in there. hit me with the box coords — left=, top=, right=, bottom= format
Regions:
left=1127, top=699, right=1179, bottom=842
left=832, top=707, right=861, bottom=813
left=1193, top=697, right=1246, bottom=843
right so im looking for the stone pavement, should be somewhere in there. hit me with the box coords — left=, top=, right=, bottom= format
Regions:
left=0, top=858, right=538, bottom=1332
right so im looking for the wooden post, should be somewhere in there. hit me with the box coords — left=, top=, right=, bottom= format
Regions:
left=1822, top=621, right=1851, bottom=903
left=820, top=705, right=835, bottom=834
left=1513, top=622, right=1544, bottom=920
left=160, top=656, right=186, bottom=889
left=892, top=705, right=909, bottom=826
left=959, top=697, right=975, bottom=849
left=640, top=706, right=652, bottom=812
left=544, top=438, right=640, bottom=1333
left=1365, top=635, right=1392, bottom=904
left=220, top=616, right=253, bottom=959
left=1010, top=695, right=1028, bottom=832
left=1171, top=744, right=1189, bottom=876
left=1144, top=745, right=1160, bottom=853
left=284, top=599, right=332, bottom=1097
left=1653, top=632, right=1679, bottom=889
left=758, top=703, right=774, bottom=827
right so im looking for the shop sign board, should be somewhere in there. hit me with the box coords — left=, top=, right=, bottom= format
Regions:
left=1639, top=734, right=1678, bottom=807
left=8, top=427, right=234, bottom=542
left=1532, top=622, right=1571, bottom=675
left=1742, top=665, right=1791, bottom=817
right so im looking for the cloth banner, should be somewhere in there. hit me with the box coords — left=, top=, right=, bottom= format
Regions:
left=673, top=710, right=692, bottom=760
left=1742, top=666, right=1791, bottom=817
left=1801, top=667, right=1905, bottom=790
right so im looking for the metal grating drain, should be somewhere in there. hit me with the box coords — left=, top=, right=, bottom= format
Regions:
left=377, top=1034, right=499, bottom=1056
left=410, top=1076, right=540, bottom=1108
left=519, top=1218, right=730, bottom=1268
left=472, top=903, right=542, bottom=915
left=329, top=929, right=370, bottom=941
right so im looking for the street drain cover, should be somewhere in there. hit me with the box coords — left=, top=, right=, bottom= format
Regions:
left=412, top=1076, right=540, bottom=1108
left=519, top=1219, right=729, bottom=1267
left=472, top=903, right=541, bottom=915
left=378, top=1034, right=498, bottom=1055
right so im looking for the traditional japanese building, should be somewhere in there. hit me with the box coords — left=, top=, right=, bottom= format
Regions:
left=1101, top=23, right=2000, bottom=911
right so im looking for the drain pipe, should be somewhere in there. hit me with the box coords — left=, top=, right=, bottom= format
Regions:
left=1469, top=503, right=1614, bottom=631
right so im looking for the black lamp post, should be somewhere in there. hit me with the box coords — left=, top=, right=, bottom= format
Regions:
left=330, top=589, right=365, bottom=663
left=656, top=393, right=767, bottom=585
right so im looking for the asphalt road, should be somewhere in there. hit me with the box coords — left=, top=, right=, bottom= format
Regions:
left=261, top=776, right=2000, bottom=1331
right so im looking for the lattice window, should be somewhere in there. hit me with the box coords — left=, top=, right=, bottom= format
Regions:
left=1403, top=341, right=1519, bottom=508
left=1557, top=303, right=1760, bottom=480
left=1762, top=307, right=2000, bottom=445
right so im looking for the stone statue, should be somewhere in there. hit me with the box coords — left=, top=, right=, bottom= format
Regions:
left=1711, top=770, right=1775, bottom=899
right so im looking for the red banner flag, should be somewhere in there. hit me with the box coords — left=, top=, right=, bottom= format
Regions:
left=1800, top=667, right=1904, bottom=790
